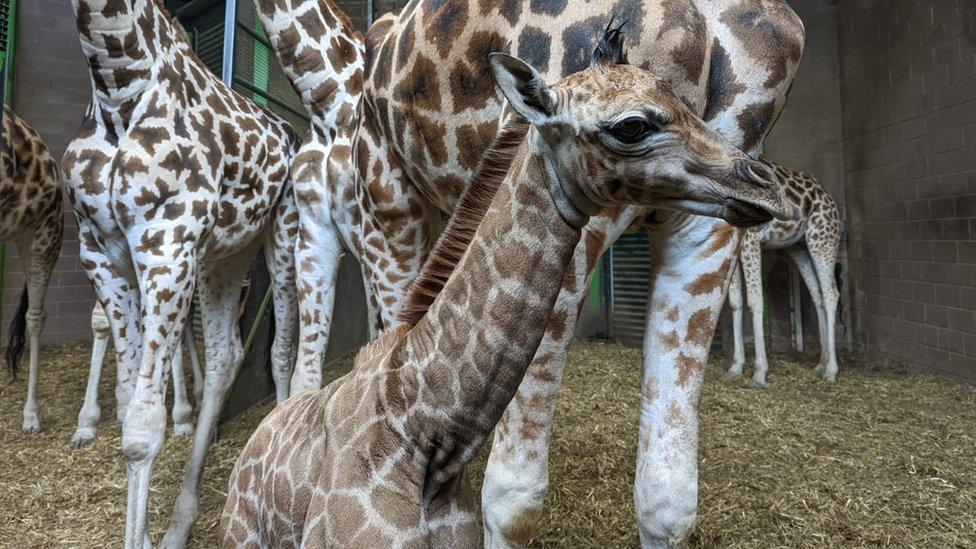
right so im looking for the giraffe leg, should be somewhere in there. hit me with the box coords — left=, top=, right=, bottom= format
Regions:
left=286, top=141, right=341, bottom=393
left=12, top=208, right=62, bottom=434
left=738, top=236, right=769, bottom=388
left=74, top=219, right=144, bottom=436
left=723, top=260, right=746, bottom=381
left=482, top=212, right=635, bottom=548
left=70, top=303, right=112, bottom=448
left=361, top=261, right=384, bottom=340
left=120, top=223, right=200, bottom=548
left=264, top=187, right=300, bottom=402
left=161, top=242, right=257, bottom=548
left=170, top=339, right=194, bottom=437
left=789, top=249, right=829, bottom=369
left=809, top=242, right=841, bottom=383
left=636, top=214, right=741, bottom=546
left=184, top=321, right=204, bottom=409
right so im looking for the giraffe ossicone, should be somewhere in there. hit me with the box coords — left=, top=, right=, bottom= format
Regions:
left=220, top=28, right=790, bottom=547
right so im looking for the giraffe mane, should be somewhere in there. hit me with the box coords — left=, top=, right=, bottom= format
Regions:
left=150, top=0, right=193, bottom=45
left=322, top=0, right=360, bottom=39
left=395, top=117, right=531, bottom=328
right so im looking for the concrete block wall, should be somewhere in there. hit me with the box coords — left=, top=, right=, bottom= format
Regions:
left=2, top=0, right=95, bottom=345
left=837, top=0, right=976, bottom=378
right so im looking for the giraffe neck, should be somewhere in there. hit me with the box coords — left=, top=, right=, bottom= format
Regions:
left=72, top=0, right=168, bottom=108
left=255, top=0, right=363, bottom=136
left=397, top=134, right=586, bottom=488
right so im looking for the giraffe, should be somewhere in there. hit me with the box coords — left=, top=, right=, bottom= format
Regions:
left=220, top=34, right=791, bottom=546
left=249, top=0, right=368, bottom=394
left=349, top=0, right=805, bottom=545
left=70, top=301, right=204, bottom=448
left=0, top=104, right=64, bottom=435
left=60, top=0, right=300, bottom=545
left=723, top=158, right=842, bottom=387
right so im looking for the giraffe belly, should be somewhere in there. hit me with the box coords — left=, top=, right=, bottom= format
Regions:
left=199, top=220, right=270, bottom=261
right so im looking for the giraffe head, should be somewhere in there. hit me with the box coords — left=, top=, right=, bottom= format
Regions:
left=488, top=26, right=792, bottom=228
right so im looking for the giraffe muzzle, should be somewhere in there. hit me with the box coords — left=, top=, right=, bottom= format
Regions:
left=727, top=159, right=794, bottom=224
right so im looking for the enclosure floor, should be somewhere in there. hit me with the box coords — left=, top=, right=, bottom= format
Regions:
left=1, top=342, right=974, bottom=547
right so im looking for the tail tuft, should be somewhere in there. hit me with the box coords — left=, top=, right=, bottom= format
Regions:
left=5, top=286, right=28, bottom=378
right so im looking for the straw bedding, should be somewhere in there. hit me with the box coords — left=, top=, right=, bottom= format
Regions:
left=1, top=341, right=973, bottom=547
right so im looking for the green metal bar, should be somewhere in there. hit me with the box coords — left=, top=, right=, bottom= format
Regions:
left=218, top=284, right=274, bottom=419
left=242, top=285, right=273, bottom=360
left=232, top=77, right=307, bottom=120
left=0, top=0, right=19, bottom=341
left=3, top=0, right=15, bottom=101
left=248, top=17, right=269, bottom=107
left=589, top=260, right=602, bottom=312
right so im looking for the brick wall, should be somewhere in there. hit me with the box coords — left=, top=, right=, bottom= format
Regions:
left=837, top=0, right=976, bottom=378
left=2, top=0, right=95, bottom=345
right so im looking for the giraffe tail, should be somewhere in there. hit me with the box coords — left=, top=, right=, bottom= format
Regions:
left=5, top=286, right=28, bottom=378
left=834, top=263, right=845, bottom=324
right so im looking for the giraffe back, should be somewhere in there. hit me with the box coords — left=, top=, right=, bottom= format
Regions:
left=755, top=158, right=841, bottom=249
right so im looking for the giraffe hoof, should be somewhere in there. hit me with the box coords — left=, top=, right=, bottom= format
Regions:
left=813, top=364, right=826, bottom=375
left=173, top=422, right=195, bottom=437
left=744, top=379, right=768, bottom=390
left=70, top=428, right=98, bottom=449
left=722, top=369, right=742, bottom=382
left=22, top=415, right=41, bottom=436
left=822, top=372, right=837, bottom=384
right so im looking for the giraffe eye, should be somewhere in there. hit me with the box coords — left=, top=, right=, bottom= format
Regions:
left=608, top=116, right=657, bottom=144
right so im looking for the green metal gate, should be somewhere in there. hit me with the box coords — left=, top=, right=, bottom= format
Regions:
left=0, top=0, right=17, bottom=338
left=609, top=229, right=650, bottom=347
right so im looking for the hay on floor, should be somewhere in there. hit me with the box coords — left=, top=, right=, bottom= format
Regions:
left=1, top=341, right=974, bottom=547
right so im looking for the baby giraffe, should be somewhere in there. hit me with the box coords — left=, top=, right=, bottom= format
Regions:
left=221, top=29, right=790, bottom=547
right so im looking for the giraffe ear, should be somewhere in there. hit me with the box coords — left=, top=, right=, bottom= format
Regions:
left=489, top=53, right=557, bottom=126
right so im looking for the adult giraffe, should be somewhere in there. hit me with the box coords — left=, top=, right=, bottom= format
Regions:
left=61, top=0, right=300, bottom=545
left=0, top=104, right=64, bottom=435
left=724, top=159, right=842, bottom=388
left=249, top=0, right=367, bottom=393
left=353, top=1, right=805, bottom=546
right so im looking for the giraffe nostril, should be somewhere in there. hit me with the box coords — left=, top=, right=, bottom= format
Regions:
left=738, top=160, right=776, bottom=188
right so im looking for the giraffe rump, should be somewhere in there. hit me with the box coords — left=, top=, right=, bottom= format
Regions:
left=395, top=119, right=530, bottom=328
left=5, top=286, right=28, bottom=378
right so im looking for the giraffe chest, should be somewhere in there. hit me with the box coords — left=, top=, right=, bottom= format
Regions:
left=759, top=217, right=806, bottom=249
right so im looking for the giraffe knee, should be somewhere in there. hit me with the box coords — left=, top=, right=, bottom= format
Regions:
left=25, top=310, right=45, bottom=335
